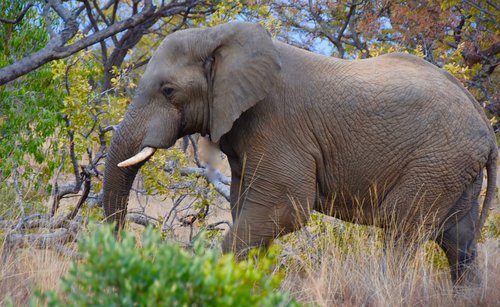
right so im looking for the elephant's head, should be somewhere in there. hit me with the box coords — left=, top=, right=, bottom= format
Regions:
left=102, top=22, right=281, bottom=229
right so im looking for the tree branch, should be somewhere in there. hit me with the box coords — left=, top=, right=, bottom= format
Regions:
left=0, top=0, right=155, bottom=85
left=0, top=1, right=34, bottom=24
left=180, top=166, right=230, bottom=201
left=127, top=212, right=160, bottom=227
left=4, top=229, right=74, bottom=250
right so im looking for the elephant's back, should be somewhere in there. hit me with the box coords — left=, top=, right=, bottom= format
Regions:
left=347, top=56, right=493, bottom=167
left=345, top=53, right=491, bottom=138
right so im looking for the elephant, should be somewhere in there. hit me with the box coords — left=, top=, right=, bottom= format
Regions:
left=102, top=22, right=498, bottom=287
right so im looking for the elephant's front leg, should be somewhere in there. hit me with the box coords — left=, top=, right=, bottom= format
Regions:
left=221, top=159, right=317, bottom=257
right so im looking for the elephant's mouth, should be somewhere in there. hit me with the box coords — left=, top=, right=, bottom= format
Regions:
left=117, top=146, right=156, bottom=167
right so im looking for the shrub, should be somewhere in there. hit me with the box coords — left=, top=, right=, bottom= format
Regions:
left=36, top=225, right=298, bottom=306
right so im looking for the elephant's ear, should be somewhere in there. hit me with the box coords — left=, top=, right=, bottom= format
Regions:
left=207, top=22, right=281, bottom=143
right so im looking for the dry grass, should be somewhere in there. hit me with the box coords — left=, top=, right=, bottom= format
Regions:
left=1, top=161, right=499, bottom=306
left=1, top=216, right=498, bottom=306
left=0, top=248, right=72, bottom=305
left=277, top=217, right=500, bottom=306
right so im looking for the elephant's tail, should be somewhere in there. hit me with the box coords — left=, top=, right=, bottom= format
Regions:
left=477, top=148, right=498, bottom=238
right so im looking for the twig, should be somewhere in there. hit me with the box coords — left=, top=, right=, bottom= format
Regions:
left=205, top=220, right=232, bottom=230
left=50, top=152, right=66, bottom=216
left=188, top=135, right=202, bottom=167
left=12, top=164, right=25, bottom=231
left=162, top=194, right=187, bottom=231
left=66, top=170, right=91, bottom=220
left=0, top=1, right=34, bottom=24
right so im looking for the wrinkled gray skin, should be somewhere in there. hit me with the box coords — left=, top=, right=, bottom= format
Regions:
left=102, top=22, right=497, bottom=286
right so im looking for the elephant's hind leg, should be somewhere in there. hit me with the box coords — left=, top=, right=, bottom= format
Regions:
left=376, top=172, right=466, bottom=274
left=436, top=210, right=480, bottom=287
left=435, top=174, right=483, bottom=287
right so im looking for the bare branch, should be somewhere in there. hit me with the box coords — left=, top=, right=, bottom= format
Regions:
left=336, top=4, right=356, bottom=46
left=92, top=0, right=110, bottom=26
left=54, top=243, right=81, bottom=259
left=0, top=1, right=182, bottom=85
left=4, top=228, right=74, bottom=249
left=101, top=125, right=118, bottom=133
left=205, top=220, right=232, bottom=230
left=111, top=0, right=120, bottom=24
left=0, top=0, right=215, bottom=85
left=127, top=212, right=160, bottom=227
left=0, top=214, right=84, bottom=261
left=82, top=0, right=108, bottom=63
left=307, top=0, right=339, bottom=50
left=180, top=166, right=230, bottom=201
left=188, top=135, right=202, bottom=167
left=42, top=3, right=57, bottom=38
left=463, top=0, right=498, bottom=18
left=47, top=0, right=74, bottom=22
left=133, top=57, right=151, bottom=69
left=486, top=0, right=500, bottom=11
left=64, top=117, right=81, bottom=185
left=0, top=211, right=85, bottom=261
left=347, top=8, right=369, bottom=58
left=66, top=171, right=91, bottom=220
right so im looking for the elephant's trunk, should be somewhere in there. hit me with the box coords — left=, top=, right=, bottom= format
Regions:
left=102, top=99, right=181, bottom=231
left=102, top=114, right=144, bottom=230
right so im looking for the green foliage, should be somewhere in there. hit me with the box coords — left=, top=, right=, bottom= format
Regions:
left=51, top=49, right=107, bottom=173
left=207, top=0, right=244, bottom=26
left=281, top=212, right=452, bottom=270
left=280, top=213, right=384, bottom=270
left=141, top=148, right=191, bottom=196
left=36, top=225, right=298, bottom=306
left=78, top=203, right=106, bottom=221
left=0, top=63, right=64, bottom=179
left=191, top=0, right=281, bottom=35
left=423, top=241, right=449, bottom=269
left=485, top=212, right=500, bottom=240
left=0, top=1, right=49, bottom=66
left=0, top=1, right=63, bottom=186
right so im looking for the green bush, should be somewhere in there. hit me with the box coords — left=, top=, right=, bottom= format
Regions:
left=37, top=225, right=298, bottom=307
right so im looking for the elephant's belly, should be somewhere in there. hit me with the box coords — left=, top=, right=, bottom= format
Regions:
left=313, top=157, right=403, bottom=226
left=314, top=188, right=388, bottom=227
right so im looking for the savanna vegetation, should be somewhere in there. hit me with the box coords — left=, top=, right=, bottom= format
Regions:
left=1, top=0, right=499, bottom=306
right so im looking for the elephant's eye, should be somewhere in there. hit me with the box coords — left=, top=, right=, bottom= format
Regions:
left=162, top=86, right=175, bottom=98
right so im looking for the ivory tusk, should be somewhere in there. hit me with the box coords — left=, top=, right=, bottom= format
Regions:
left=117, top=147, right=156, bottom=167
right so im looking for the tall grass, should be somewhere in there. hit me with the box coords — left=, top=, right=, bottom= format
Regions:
left=1, top=217, right=499, bottom=306
left=0, top=247, right=73, bottom=305
left=277, top=213, right=500, bottom=306
left=1, top=179, right=499, bottom=306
